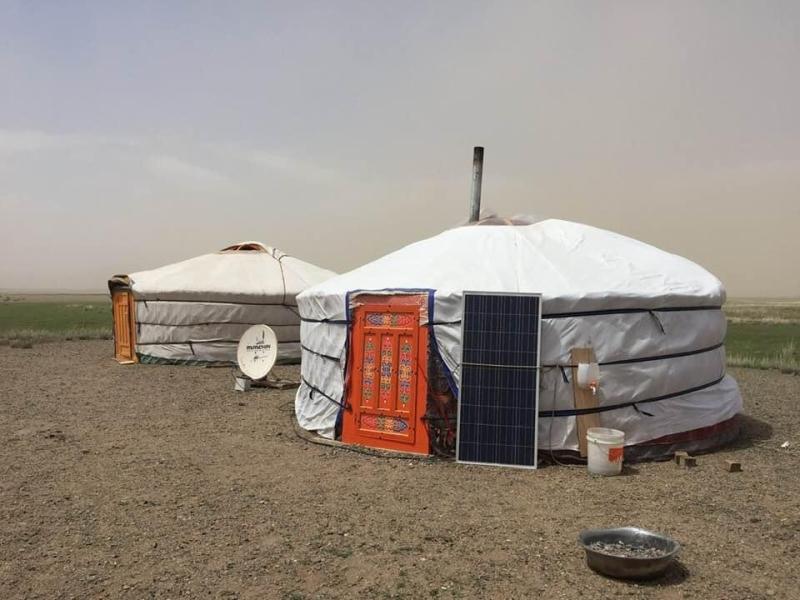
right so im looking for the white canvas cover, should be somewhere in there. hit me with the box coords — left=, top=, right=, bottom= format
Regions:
left=295, top=219, right=742, bottom=451
left=110, top=242, right=336, bottom=364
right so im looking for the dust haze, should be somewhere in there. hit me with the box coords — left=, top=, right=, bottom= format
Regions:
left=1, top=2, right=798, bottom=296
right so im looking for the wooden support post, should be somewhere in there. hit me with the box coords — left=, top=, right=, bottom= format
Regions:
left=570, top=347, right=601, bottom=457
left=675, top=451, right=689, bottom=465
left=725, top=460, right=742, bottom=472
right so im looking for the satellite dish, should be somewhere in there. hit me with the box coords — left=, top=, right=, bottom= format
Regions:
left=237, top=325, right=278, bottom=380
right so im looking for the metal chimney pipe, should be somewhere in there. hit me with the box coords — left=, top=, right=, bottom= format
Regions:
left=469, top=146, right=484, bottom=223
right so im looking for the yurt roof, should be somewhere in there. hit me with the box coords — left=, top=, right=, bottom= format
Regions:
left=299, top=219, right=724, bottom=313
left=110, top=242, right=336, bottom=304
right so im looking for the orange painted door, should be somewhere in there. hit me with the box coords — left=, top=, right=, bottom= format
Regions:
left=113, top=291, right=136, bottom=363
left=343, top=302, right=429, bottom=454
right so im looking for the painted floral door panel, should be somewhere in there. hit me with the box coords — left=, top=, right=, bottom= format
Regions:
left=344, top=302, right=429, bottom=454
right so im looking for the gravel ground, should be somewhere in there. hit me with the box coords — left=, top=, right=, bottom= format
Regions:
left=1, top=341, right=798, bottom=599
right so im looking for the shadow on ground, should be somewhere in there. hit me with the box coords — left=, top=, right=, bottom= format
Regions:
left=590, top=558, right=689, bottom=588
left=727, top=414, right=773, bottom=450
left=639, top=559, right=690, bottom=587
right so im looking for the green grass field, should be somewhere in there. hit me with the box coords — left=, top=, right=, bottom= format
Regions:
left=1, top=294, right=798, bottom=371
left=723, top=299, right=800, bottom=372
left=723, top=298, right=800, bottom=324
left=725, top=322, right=800, bottom=372
left=0, top=294, right=111, bottom=345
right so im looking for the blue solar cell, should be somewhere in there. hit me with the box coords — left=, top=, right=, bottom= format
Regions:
left=456, top=292, right=541, bottom=468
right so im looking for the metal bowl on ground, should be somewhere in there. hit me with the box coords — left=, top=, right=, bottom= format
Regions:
left=578, top=527, right=681, bottom=580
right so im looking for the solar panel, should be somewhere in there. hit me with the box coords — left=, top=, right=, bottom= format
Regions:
left=456, top=292, right=542, bottom=469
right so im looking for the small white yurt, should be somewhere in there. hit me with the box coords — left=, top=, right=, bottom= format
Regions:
left=295, top=219, right=742, bottom=460
left=109, top=242, right=336, bottom=365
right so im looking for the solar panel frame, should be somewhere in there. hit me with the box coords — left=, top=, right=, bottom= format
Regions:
left=456, top=291, right=542, bottom=469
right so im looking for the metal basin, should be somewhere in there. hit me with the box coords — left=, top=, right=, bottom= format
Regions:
left=578, top=527, right=680, bottom=580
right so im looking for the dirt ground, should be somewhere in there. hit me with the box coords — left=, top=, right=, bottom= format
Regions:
left=1, top=341, right=798, bottom=599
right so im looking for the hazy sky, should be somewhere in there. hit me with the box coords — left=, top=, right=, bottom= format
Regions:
left=1, top=1, right=798, bottom=296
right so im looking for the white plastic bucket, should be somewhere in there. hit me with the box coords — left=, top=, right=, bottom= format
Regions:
left=586, top=427, right=625, bottom=476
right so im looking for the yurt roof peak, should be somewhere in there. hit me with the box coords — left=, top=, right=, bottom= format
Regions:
left=219, top=241, right=284, bottom=258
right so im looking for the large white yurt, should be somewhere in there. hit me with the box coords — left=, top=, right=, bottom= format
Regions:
left=109, top=242, right=336, bottom=365
left=295, top=219, right=742, bottom=460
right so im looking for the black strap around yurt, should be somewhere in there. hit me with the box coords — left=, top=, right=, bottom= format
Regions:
left=134, top=320, right=300, bottom=327
left=301, top=376, right=346, bottom=409
left=541, top=305, right=722, bottom=319
left=540, top=374, right=726, bottom=418
left=300, top=317, right=350, bottom=324
left=421, top=304, right=724, bottom=326
left=301, top=345, right=341, bottom=362
left=542, top=341, right=724, bottom=370
left=300, top=317, right=464, bottom=326
left=136, top=298, right=297, bottom=307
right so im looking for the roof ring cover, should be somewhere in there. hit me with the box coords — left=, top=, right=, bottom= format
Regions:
left=458, top=209, right=543, bottom=227
left=220, top=242, right=269, bottom=253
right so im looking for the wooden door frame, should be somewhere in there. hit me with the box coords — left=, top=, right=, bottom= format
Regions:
left=112, top=290, right=138, bottom=364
